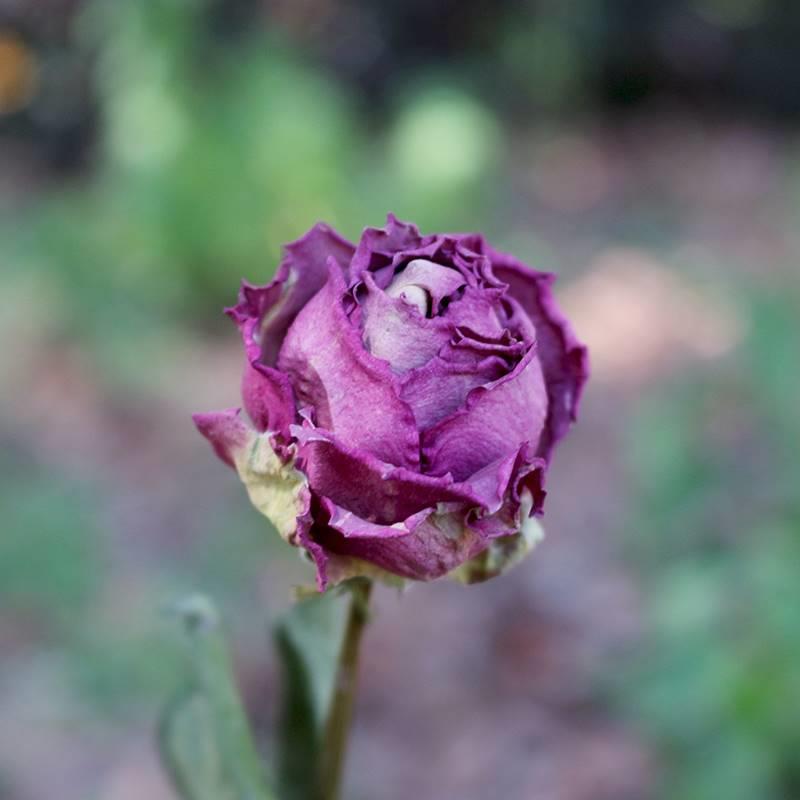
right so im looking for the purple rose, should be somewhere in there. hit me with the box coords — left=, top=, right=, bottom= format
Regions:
left=194, top=215, right=588, bottom=589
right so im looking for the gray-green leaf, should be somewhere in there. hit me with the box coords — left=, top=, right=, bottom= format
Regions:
left=160, top=689, right=233, bottom=800
left=273, top=589, right=349, bottom=800
left=159, top=594, right=274, bottom=800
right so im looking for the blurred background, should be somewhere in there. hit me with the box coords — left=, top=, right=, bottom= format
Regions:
left=1, top=0, right=799, bottom=798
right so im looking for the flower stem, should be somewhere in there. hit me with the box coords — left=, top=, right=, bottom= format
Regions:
left=320, top=579, right=373, bottom=800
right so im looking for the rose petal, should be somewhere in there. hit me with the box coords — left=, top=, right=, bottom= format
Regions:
left=312, top=500, right=487, bottom=582
left=234, top=312, right=297, bottom=440
left=441, top=285, right=505, bottom=336
left=349, top=216, right=489, bottom=289
left=291, top=431, right=547, bottom=585
left=193, top=408, right=308, bottom=542
left=241, top=359, right=296, bottom=440
left=488, top=249, right=590, bottom=460
left=192, top=408, right=251, bottom=469
left=360, top=273, right=453, bottom=373
left=450, top=490, right=545, bottom=585
left=399, top=328, right=522, bottom=430
left=385, top=259, right=466, bottom=312
left=421, top=344, right=549, bottom=480
left=465, top=442, right=547, bottom=522
left=225, top=224, right=355, bottom=437
left=278, top=259, right=421, bottom=468
left=295, top=501, right=330, bottom=591
left=349, top=214, right=430, bottom=281
left=301, top=444, right=545, bottom=583
left=227, top=222, right=355, bottom=365
left=291, top=422, right=479, bottom=524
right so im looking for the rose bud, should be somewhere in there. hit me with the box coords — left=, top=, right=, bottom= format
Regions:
left=194, top=215, right=588, bottom=589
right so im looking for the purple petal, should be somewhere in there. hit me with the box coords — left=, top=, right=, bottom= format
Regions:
left=291, top=422, right=479, bottom=524
left=292, top=431, right=548, bottom=584
left=241, top=359, right=296, bottom=440
left=465, top=442, right=546, bottom=519
left=400, top=358, right=501, bottom=431
left=349, top=216, right=489, bottom=289
left=233, top=312, right=297, bottom=441
left=278, top=260, right=421, bottom=468
left=301, top=444, right=546, bottom=583
left=399, top=329, right=522, bottom=430
left=295, top=498, right=331, bottom=592
left=385, top=259, right=466, bottom=313
left=225, top=223, right=355, bottom=437
left=227, top=222, right=355, bottom=365
left=192, top=408, right=250, bottom=469
left=466, top=445, right=547, bottom=538
left=349, top=214, right=429, bottom=281
left=421, top=344, right=548, bottom=481
left=360, top=273, right=453, bottom=373
left=488, top=249, right=590, bottom=460
left=312, top=500, right=487, bottom=582
left=441, top=285, right=505, bottom=336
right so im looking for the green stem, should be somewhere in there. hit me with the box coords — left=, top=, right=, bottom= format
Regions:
left=320, top=579, right=373, bottom=800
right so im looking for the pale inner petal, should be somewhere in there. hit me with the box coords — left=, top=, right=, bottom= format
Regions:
left=389, top=283, right=429, bottom=316
left=386, top=259, right=466, bottom=315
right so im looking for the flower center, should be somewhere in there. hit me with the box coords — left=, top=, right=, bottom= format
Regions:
left=387, top=283, right=430, bottom=316
left=384, top=259, right=465, bottom=318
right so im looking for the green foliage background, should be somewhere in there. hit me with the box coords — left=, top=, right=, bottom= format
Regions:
left=1, top=0, right=799, bottom=798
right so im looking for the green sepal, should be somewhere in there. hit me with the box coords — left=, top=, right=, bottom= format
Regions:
left=451, top=497, right=544, bottom=585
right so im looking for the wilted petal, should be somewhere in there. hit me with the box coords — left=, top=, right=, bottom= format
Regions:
left=442, top=285, right=505, bottom=337
left=279, top=260, right=421, bottom=468
left=399, top=328, right=524, bottom=430
left=450, top=490, right=545, bottom=584
left=193, top=408, right=308, bottom=542
left=465, top=442, right=547, bottom=522
left=233, top=312, right=297, bottom=440
left=291, top=422, right=479, bottom=524
left=295, top=438, right=547, bottom=587
left=360, top=276, right=453, bottom=373
left=312, top=501, right=487, bottom=582
left=192, top=408, right=251, bottom=469
left=358, top=259, right=471, bottom=373
left=385, top=259, right=466, bottom=312
left=295, top=502, right=331, bottom=591
left=241, top=358, right=296, bottom=441
left=224, top=224, right=355, bottom=439
left=421, top=344, right=548, bottom=480
left=400, top=356, right=502, bottom=431
left=488, top=249, right=590, bottom=460
left=227, top=223, right=355, bottom=365
left=349, top=214, right=429, bottom=281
